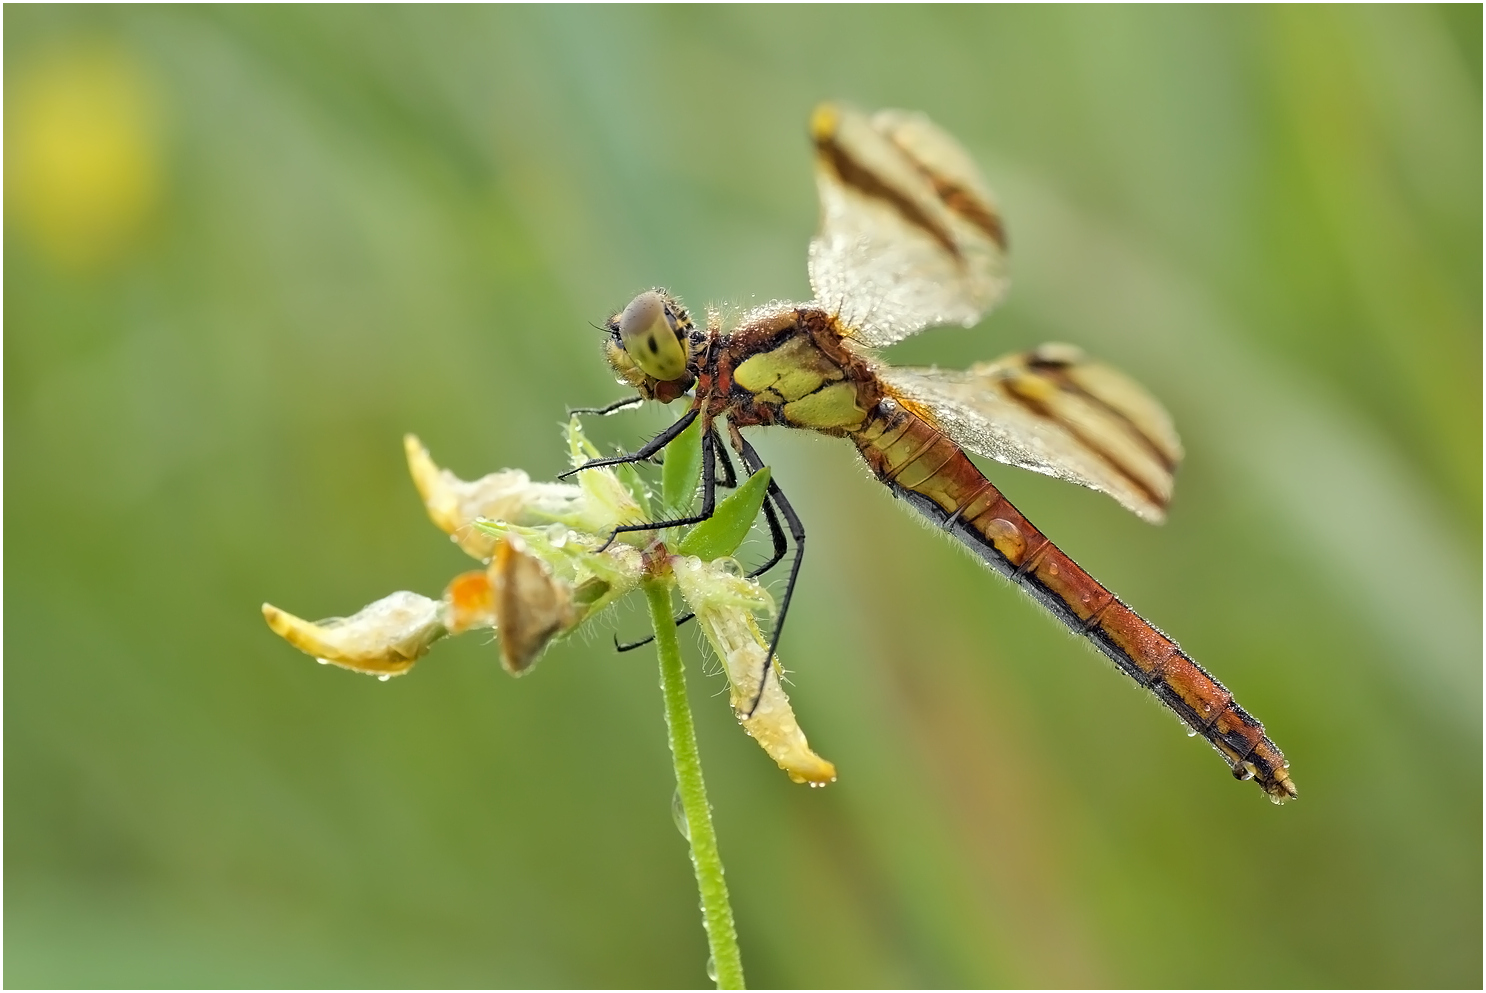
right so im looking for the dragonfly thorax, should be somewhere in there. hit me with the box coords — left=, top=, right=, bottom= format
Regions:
left=604, top=289, right=702, bottom=404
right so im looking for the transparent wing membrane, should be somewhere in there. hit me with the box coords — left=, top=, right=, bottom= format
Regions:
left=878, top=344, right=1183, bottom=522
left=807, top=104, right=1008, bottom=348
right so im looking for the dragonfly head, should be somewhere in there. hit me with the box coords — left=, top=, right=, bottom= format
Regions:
left=603, top=289, right=700, bottom=403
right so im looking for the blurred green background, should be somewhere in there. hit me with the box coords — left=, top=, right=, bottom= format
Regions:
left=5, top=5, right=1480, bottom=988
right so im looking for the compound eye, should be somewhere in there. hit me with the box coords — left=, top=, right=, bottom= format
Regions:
left=618, top=291, right=687, bottom=381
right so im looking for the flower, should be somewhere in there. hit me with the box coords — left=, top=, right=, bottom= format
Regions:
left=261, top=591, right=445, bottom=678
left=263, top=419, right=834, bottom=784
left=673, top=556, right=836, bottom=785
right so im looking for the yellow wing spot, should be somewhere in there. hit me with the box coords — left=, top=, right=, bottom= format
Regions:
left=810, top=103, right=841, bottom=143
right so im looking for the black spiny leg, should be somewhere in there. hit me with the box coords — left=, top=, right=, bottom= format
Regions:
left=614, top=428, right=790, bottom=653
left=748, top=494, right=791, bottom=578
left=557, top=406, right=699, bottom=480
left=568, top=396, right=646, bottom=417
left=715, top=426, right=792, bottom=580
left=713, top=427, right=797, bottom=587
left=712, top=426, right=739, bottom=490
left=730, top=426, right=807, bottom=719
left=563, top=409, right=722, bottom=553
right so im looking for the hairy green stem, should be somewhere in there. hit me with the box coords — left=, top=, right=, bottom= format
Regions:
left=643, top=576, right=745, bottom=990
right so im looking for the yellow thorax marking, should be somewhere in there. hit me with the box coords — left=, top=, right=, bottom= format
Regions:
left=782, top=381, right=867, bottom=430
left=732, top=334, right=844, bottom=404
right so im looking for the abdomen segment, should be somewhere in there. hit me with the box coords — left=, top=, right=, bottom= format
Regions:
left=851, top=402, right=1296, bottom=803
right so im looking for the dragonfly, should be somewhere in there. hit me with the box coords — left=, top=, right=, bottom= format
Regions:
left=567, top=103, right=1296, bottom=803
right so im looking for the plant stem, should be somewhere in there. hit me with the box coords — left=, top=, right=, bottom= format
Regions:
left=643, top=576, right=745, bottom=990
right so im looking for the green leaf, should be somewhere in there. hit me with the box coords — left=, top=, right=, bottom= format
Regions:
left=676, top=467, right=771, bottom=561
left=660, top=413, right=704, bottom=515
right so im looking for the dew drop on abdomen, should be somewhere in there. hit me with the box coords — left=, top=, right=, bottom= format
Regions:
left=984, top=517, right=1026, bottom=560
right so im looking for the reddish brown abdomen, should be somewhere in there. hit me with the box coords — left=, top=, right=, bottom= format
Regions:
left=851, top=403, right=1296, bottom=802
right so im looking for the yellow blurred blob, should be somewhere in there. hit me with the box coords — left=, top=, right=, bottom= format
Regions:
left=5, top=45, right=162, bottom=270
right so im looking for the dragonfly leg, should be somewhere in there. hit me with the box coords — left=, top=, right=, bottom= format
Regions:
left=557, top=406, right=699, bottom=480
left=747, top=494, right=791, bottom=577
left=711, top=426, right=739, bottom=489
left=708, top=426, right=792, bottom=576
left=568, top=395, right=646, bottom=417
left=614, top=616, right=694, bottom=653
left=613, top=431, right=785, bottom=652
left=593, top=421, right=717, bottom=552
left=728, top=426, right=807, bottom=719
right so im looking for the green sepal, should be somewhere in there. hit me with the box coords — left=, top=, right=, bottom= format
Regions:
left=661, top=413, right=704, bottom=515
left=567, top=415, right=651, bottom=516
left=676, top=467, right=771, bottom=561
left=571, top=576, right=612, bottom=607
left=468, top=518, right=504, bottom=539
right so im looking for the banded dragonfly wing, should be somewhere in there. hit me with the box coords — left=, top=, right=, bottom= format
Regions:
left=807, top=103, right=1008, bottom=348
left=877, top=343, right=1183, bottom=523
